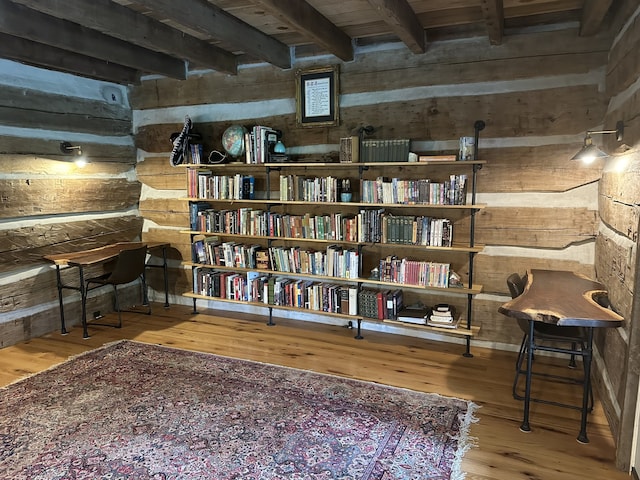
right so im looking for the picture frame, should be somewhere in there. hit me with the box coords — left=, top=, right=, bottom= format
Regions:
left=295, top=65, right=339, bottom=127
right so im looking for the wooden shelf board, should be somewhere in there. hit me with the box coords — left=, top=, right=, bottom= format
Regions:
left=182, top=232, right=484, bottom=253
left=182, top=292, right=359, bottom=320
left=185, top=198, right=485, bottom=209
left=182, top=292, right=480, bottom=335
left=182, top=161, right=486, bottom=168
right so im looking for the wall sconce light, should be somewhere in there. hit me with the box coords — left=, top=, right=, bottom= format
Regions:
left=60, top=141, right=87, bottom=167
left=571, top=121, right=624, bottom=164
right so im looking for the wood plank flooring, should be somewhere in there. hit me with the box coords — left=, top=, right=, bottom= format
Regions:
left=0, top=304, right=629, bottom=480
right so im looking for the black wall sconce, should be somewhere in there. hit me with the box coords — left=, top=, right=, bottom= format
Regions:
left=571, top=121, right=624, bottom=164
left=60, top=141, right=87, bottom=167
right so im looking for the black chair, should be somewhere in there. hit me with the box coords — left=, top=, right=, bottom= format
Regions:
left=507, top=272, right=593, bottom=411
left=85, top=246, right=151, bottom=330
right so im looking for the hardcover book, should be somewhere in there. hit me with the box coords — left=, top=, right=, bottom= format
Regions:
left=397, top=304, right=429, bottom=325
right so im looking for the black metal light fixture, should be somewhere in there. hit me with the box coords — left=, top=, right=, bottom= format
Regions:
left=571, top=121, right=624, bottom=164
left=60, top=141, right=87, bottom=167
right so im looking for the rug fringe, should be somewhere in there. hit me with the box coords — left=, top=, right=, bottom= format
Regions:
left=450, top=401, right=481, bottom=480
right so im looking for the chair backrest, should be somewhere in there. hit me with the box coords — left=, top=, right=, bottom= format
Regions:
left=104, top=246, right=148, bottom=285
left=507, top=272, right=530, bottom=334
left=506, top=272, right=525, bottom=299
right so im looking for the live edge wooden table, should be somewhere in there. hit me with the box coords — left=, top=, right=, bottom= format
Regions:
left=44, top=241, right=170, bottom=339
left=498, top=269, right=623, bottom=444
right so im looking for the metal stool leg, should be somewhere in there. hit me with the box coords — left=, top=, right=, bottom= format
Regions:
left=577, top=328, right=594, bottom=444
left=520, top=320, right=534, bottom=433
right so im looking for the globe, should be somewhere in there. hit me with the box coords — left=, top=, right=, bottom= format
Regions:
left=222, top=124, right=248, bottom=158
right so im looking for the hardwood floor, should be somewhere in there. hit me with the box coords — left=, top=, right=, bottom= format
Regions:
left=0, top=303, right=629, bottom=480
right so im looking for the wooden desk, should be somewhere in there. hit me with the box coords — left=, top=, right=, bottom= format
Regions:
left=499, top=269, right=623, bottom=443
left=44, top=241, right=170, bottom=338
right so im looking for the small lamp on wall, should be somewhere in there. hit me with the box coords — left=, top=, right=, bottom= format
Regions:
left=60, top=141, right=87, bottom=167
left=571, top=121, right=624, bottom=164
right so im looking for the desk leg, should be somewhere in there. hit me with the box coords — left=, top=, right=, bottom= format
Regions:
left=520, top=319, right=534, bottom=433
left=54, top=266, right=68, bottom=335
left=78, top=266, right=89, bottom=339
left=162, top=246, right=169, bottom=308
left=577, top=327, right=594, bottom=444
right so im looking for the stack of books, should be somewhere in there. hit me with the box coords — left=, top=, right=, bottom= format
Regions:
left=427, top=304, right=458, bottom=328
left=396, top=303, right=429, bottom=325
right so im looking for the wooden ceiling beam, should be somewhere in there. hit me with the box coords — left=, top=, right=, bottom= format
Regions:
left=0, top=33, right=139, bottom=85
left=128, top=0, right=291, bottom=69
left=366, top=0, right=426, bottom=54
left=10, top=0, right=237, bottom=75
left=0, top=0, right=185, bottom=79
left=579, top=0, right=614, bottom=36
left=253, top=0, right=353, bottom=61
left=480, top=0, right=504, bottom=45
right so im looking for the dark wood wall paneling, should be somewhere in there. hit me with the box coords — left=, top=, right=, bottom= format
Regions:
left=132, top=27, right=613, bottom=349
left=597, top=2, right=640, bottom=470
left=0, top=82, right=141, bottom=346
left=0, top=85, right=135, bottom=162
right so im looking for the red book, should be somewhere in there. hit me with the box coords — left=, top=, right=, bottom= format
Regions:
left=377, top=290, right=388, bottom=320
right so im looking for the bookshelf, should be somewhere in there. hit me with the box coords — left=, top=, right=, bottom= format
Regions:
left=182, top=159, right=485, bottom=356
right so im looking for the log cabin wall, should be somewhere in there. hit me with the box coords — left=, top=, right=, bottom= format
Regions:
left=597, top=3, right=640, bottom=470
left=132, top=25, right=613, bottom=349
left=0, top=60, right=142, bottom=347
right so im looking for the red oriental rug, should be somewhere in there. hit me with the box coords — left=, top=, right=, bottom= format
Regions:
left=0, top=340, right=478, bottom=479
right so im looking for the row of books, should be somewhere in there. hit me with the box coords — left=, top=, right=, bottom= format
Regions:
left=269, top=245, right=360, bottom=279
left=189, top=205, right=454, bottom=247
left=360, top=139, right=411, bottom=163
left=358, top=288, right=403, bottom=320
left=245, top=125, right=279, bottom=164
left=190, top=207, right=361, bottom=241
left=192, top=238, right=451, bottom=289
left=379, top=256, right=451, bottom=288
left=192, top=238, right=361, bottom=279
left=192, top=236, right=261, bottom=269
left=381, top=215, right=452, bottom=246
left=360, top=175, right=467, bottom=205
left=193, top=267, right=359, bottom=313
left=189, top=144, right=204, bottom=164
left=279, top=175, right=347, bottom=202
left=186, top=170, right=465, bottom=207
left=187, top=170, right=255, bottom=200
left=193, top=268, right=458, bottom=328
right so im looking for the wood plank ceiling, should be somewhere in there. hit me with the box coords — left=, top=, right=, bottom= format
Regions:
left=0, top=0, right=616, bottom=85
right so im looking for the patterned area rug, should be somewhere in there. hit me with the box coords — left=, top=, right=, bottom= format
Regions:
left=0, top=340, right=478, bottom=479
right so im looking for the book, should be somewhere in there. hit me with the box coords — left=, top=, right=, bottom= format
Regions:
left=432, top=304, right=455, bottom=316
left=255, top=250, right=270, bottom=270
left=192, top=234, right=208, bottom=263
left=385, top=289, right=403, bottom=320
left=340, top=136, right=359, bottom=163
left=348, top=286, right=358, bottom=316
left=397, top=304, right=429, bottom=325
left=427, top=316, right=459, bottom=329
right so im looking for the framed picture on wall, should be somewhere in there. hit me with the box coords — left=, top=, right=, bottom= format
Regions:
left=295, top=65, right=339, bottom=127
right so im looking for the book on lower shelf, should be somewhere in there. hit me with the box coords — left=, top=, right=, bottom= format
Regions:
left=396, top=303, right=429, bottom=325
left=427, top=316, right=460, bottom=329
